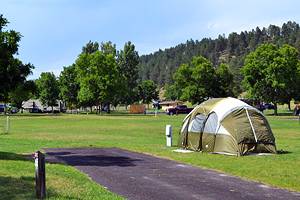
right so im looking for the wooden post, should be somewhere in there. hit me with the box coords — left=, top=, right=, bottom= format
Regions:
left=34, top=151, right=46, bottom=199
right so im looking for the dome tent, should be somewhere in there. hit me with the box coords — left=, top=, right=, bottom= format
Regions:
left=178, top=97, right=276, bottom=156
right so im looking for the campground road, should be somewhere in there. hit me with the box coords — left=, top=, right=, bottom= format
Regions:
left=45, top=148, right=300, bottom=200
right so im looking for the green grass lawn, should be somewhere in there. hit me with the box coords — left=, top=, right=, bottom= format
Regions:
left=0, top=112, right=299, bottom=199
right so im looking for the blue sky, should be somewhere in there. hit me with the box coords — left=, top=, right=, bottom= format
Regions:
left=2, top=0, right=300, bottom=79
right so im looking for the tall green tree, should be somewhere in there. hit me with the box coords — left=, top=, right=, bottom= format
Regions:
left=75, top=53, right=96, bottom=109
left=36, top=72, right=59, bottom=112
left=164, top=84, right=180, bottom=101
left=117, top=41, right=139, bottom=107
left=216, top=63, right=234, bottom=97
left=277, top=45, right=300, bottom=110
left=137, top=80, right=158, bottom=105
left=59, top=64, right=80, bottom=109
left=75, top=46, right=120, bottom=113
left=172, top=56, right=234, bottom=104
left=9, top=80, right=36, bottom=110
left=101, top=41, right=116, bottom=56
left=242, top=43, right=300, bottom=115
left=92, top=51, right=120, bottom=111
left=173, top=56, right=216, bottom=104
left=82, top=40, right=99, bottom=54
left=0, top=15, right=34, bottom=102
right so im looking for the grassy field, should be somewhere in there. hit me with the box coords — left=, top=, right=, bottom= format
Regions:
left=0, top=111, right=299, bottom=199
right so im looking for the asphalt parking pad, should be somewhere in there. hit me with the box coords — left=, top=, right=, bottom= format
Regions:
left=44, top=148, right=300, bottom=200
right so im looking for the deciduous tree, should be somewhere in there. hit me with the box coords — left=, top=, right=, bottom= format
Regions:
left=9, top=80, right=36, bottom=110
left=82, top=40, right=99, bottom=54
left=75, top=45, right=121, bottom=113
left=172, top=56, right=234, bottom=104
left=36, top=72, right=59, bottom=112
left=59, top=64, right=80, bottom=109
left=0, top=15, right=34, bottom=102
left=242, top=43, right=300, bottom=115
left=117, top=41, right=139, bottom=107
left=216, top=63, right=234, bottom=97
left=137, top=80, right=158, bottom=105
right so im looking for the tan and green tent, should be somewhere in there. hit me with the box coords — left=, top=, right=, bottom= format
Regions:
left=178, top=97, right=276, bottom=156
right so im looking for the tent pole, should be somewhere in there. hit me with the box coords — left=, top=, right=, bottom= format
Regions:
left=245, top=109, right=257, bottom=142
left=212, top=124, right=221, bottom=152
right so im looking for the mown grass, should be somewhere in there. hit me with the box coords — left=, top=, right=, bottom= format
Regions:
left=0, top=111, right=299, bottom=199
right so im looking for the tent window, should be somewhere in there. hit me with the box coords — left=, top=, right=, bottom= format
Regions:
left=203, top=112, right=218, bottom=134
left=188, top=114, right=206, bottom=133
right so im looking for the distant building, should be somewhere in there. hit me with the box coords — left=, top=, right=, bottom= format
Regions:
left=22, top=99, right=44, bottom=113
left=22, top=99, right=66, bottom=113
left=159, top=100, right=183, bottom=111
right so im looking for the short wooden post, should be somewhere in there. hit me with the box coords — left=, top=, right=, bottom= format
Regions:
left=34, top=151, right=46, bottom=199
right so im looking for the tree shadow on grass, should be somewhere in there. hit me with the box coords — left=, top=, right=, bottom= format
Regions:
left=11, top=113, right=63, bottom=117
left=0, top=151, right=30, bottom=161
left=277, top=149, right=292, bottom=154
left=265, top=112, right=294, bottom=116
left=0, top=176, right=80, bottom=200
left=0, top=176, right=36, bottom=199
left=46, top=151, right=142, bottom=167
left=0, top=152, right=88, bottom=199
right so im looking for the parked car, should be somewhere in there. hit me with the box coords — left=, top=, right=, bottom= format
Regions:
left=255, top=103, right=265, bottom=112
left=8, top=106, right=19, bottom=114
left=166, top=105, right=193, bottom=115
left=30, top=107, right=43, bottom=113
left=255, top=103, right=275, bottom=112
left=0, top=104, right=18, bottom=114
left=263, top=103, right=275, bottom=110
left=0, top=104, right=5, bottom=113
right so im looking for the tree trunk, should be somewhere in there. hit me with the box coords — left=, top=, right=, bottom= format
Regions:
left=288, top=101, right=291, bottom=111
left=51, top=106, right=54, bottom=113
left=107, top=103, right=110, bottom=114
left=4, top=102, right=7, bottom=115
left=274, top=103, right=278, bottom=115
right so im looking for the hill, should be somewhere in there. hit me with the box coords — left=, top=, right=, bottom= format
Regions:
left=138, top=21, right=300, bottom=93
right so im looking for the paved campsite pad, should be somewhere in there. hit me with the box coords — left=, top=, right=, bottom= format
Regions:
left=44, top=148, right=300, bottom=200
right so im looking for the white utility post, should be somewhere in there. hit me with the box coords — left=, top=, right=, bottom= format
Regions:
left=5, top=115, right=9, bottom=134
left=165, top=125, right=172, bottom=147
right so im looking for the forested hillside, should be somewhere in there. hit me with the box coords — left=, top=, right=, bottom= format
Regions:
left=138, top=21, right=300, bottom=91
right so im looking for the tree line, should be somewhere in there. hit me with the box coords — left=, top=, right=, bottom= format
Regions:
left=164, top=56, right=234, bottom=104
left=37, top=41, right=159, bottom=112
left=139, top=21, right=300, bottom=95
left=166, top=43, right=300, bottom=115
left=1, top=14, right=299, bottom=115
left=0, top=15, right=158, bottom=112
